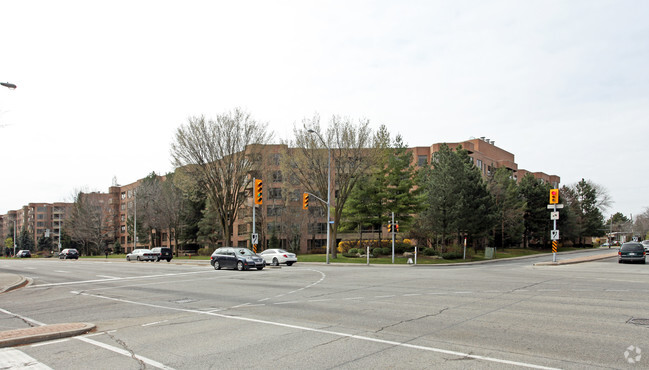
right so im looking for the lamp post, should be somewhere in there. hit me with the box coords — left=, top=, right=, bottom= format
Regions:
left=307, top=129, right=331, bottom=264
left=1, top=82, right=17, bottom=89
left=13, top=220, right=17, bottom=257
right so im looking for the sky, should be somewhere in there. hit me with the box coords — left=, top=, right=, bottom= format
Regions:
left=1, top=0, right=648, bottom=220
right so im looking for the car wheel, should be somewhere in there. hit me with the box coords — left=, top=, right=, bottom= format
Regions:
left=126, top=256, right=131, bottom=261
left=237, top=261, right=245, bottom=271
left=257, top=266, right=264, bottom=270
left=272, top=258, right=279, bottom=266
left=618, top=260, right=622, bottom=263
left=137, top=256, right=141, bottom=261
left=214, top=260, right=221, bottom=270
left=166, top=259, right=171, bottom=262
left=286, top=262, right=293, bottom=266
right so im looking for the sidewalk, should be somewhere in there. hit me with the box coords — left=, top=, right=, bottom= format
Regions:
left=533, top=251, right=618, bottom=266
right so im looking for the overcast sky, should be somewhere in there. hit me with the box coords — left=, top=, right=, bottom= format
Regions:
left=1, top=0, right=648, bottom=220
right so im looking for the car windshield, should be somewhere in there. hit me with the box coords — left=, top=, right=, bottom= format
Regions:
left=236, top=249, right=254, bottom=256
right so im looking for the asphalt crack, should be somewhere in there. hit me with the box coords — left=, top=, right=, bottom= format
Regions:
left=375, top=307, right=449, bottom=333
left=106, top=332, right=146, bottom=369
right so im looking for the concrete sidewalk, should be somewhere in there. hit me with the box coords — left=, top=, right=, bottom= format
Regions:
left=533, top=251, right=618, bottom=266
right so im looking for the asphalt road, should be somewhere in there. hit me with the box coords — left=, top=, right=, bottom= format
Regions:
left=1, top=251, right=648, bottom=369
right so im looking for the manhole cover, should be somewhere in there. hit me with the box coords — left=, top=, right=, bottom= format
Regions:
left=627, top=318, right=649, bottom=326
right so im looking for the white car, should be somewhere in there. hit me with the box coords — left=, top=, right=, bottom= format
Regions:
left=126, top=249, right=156, bottom=261
left=259, top=249, right=297, bottom=266
left=642, top=240, right=649, bottom=253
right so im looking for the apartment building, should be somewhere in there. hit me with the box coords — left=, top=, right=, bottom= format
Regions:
left=2, top=138, right=559, bottom=254
left=411, top=137, right=560, bottom=187
left=0, top=203, right=72, bottom=253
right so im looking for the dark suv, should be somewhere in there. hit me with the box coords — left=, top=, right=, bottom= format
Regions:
left=59, top=248, right=79, bottom=260
left=210, top=247, right=265, bottom=271
left=151, top=247, right=173, bottom=262
left=618, top=242, right=646, bottom=264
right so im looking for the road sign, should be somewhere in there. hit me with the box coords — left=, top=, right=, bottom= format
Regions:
left=551, top=230, right=560, bottom=240
left=547, top=204, right=564, bottom=209
left=550, top=211, right=559, bottom=220
left=251, top=233, right=258, bottom=245
left=552, top=240, right=558, bottom=253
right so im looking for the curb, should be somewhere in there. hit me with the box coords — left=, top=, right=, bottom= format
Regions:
left=0, top=323, right=95, bottom=348
left=0, top=275, right=29, bottom=294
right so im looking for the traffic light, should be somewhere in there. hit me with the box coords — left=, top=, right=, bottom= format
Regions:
left=302, top=193, right=309, bottom=209
left=395, top=223, right=399, bottom=233
left=254, top=179, right=263, bottom=205
left=549, top=189, right=559, bottom=204
left=387, top=223, right=392, bottom=233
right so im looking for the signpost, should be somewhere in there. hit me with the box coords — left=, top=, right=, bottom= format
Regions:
left=548, top=189, right=561, bottom=263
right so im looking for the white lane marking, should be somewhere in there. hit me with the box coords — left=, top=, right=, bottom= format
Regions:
left=0, top=308, right=46, bottom=326
left=454, top=291, right=473, bottom=294
left=54, top=271, right=68, bottom=273
left=76, top=292, right=560, bottom=370
left=142, top=320, right=168, bottom=327
left=30, top=338, right=70, bottom=347
left=96, top=275, right=120, bottom=279
left=76, top=336, right=176, bottom=370
left=0, top=348, right=53, bottom=369
left=403, top=293, right=422, bottom=297
left=30, top=270, right=211, bottom=288
left=374, top=295, right=395, bottom=298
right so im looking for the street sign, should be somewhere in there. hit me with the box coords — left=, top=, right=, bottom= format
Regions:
left=251, top=233, right=258, bottom=245
left=547, top=204, right=564, bottom=209
left=550, top=211, right=559, bottom=220
left=551, top=230, right=560, bottom=240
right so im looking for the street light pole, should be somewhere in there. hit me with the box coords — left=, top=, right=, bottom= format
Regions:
left=1, top=82, right=17, bottom=89
left=13, top=220, right=17, bottom=257
left=308, top=129, right=331, bottom=264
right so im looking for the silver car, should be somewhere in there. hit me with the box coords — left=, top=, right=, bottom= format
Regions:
left=126, top=249, right=156, bottom=261
left=259, top=248, right=297, bottom=266
left=642, top=240, right=649, bottom=253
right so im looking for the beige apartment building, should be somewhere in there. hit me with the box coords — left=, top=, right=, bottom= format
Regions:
left=1, top=138, right=559, bottom=254
left=0, top=203, right=71, bottom=253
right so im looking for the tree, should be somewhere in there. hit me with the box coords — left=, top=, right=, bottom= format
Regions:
left=171, top=108, right=273, bottom=246
left=635, top=208, right=649, bottom=239
left=518, top=173, right=552, bottom=248
left=487, top=167, right=525, bottom=248
left=67, top=191, right=116, bottom=255
left=415, top=144, right=495, bottom=250
left=282, top=114, right=385, bottom=259
left=561, top=179, right=608, bottom=246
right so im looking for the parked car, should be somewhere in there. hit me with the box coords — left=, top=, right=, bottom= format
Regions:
left=259, top=248, right=297, bottom=266
left=126, top=249, right=156, bottom=261
left=16, top=250, right=31, bottom=258
left=601, top=242, right=611, bottom=248
left=59, top=248, right=79, bottom=260
left=151, top=247, right=173, bottom=262
left=618, top=242, right=646, bottom=264
left=210, top=247, right=265, bottom=271
left=642, top=240, right=649, bottom=253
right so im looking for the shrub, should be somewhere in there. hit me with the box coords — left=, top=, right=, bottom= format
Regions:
left=422, top=248, right=438, bottom=256
left=441, top=250, right=464, bottom=260
left=348, top=248, right=358, bottom=254
left=197, top=247, right=213, bottom=256
left=381, top=247, right=391, bottom=255
left=372, top=247, right=383, bottom=256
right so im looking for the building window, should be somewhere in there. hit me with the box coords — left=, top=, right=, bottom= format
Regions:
left=308, top=223, right=327, bottom=234
left=309, top=207, right=325, bottom=217
left=238, top=224, right=248, bottom=236
left=476, top=159, right=483, bottom=173
left=267, top=222, right=281, bottom=234
left=272, top=171, right=283, bottom=183
left=121, top=204, right=126, bottom=211
left=271, top=153, right=281, bottom=166
left=120, top=215, right=125, bottom=222
left=121, top=225, right=126, bottom=233
left=269, top=188, right=282, bottom=200
left=267, top=206, right=284, bottom=217
left=121, top=192, right=126, bottom=199
left=417, top=155, right=427, bottom=166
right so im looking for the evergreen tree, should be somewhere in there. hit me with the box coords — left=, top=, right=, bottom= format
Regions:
left=562, top=179, right=606, bottom=246
left=518, top=174, right=552, bottom=248
left=487, top=167, right=525, bottom=248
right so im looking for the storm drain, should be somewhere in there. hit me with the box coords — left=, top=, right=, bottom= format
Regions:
left=627, top=318, right=649, bottom=326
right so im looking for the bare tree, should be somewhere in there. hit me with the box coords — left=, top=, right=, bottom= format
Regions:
left=282, top=114, right=384, bottom=259
left=171, top=108, right=273, bottom=246
left=67, top=190, right=116, bottom=255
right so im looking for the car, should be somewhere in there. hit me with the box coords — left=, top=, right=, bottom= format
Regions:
left=59, top=248, right=79, bottom=260
left=126, top=248, right=156, bottom=261
left=601, top=242, right=611, bottom=248
left=618, top=242, right=646, bottom=264
left=16, top=250, right=31, bottom=258
left=151, top=247, right=173, bottom=262
left=210, top=247, right=265, bottom=271
left=642, top=240, right=649, bottom=253
left=259, top=248, right=297, bottom=266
